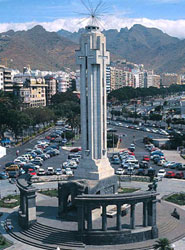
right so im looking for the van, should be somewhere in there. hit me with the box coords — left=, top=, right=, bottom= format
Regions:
left=124, top=159, right=139, bottom=169
left=47, top=167, right=55, bottom=175
left=6, top=165, right=19, bottom=171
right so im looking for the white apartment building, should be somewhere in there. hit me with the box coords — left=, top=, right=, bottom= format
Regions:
left=57, top=73, right=69, bottom=92
left=147, top=71, right=160, bottom=88
left=0, top=67, right=3, bottom=90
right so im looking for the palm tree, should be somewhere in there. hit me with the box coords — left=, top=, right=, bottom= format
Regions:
left=153, top=238, right=173, bottom=250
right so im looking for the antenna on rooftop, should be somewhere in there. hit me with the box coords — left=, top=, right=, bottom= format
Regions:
left=76, top=0, right=109, bottom=28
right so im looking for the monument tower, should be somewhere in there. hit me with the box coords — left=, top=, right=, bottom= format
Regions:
left=75, top=22, right=115, bottom=181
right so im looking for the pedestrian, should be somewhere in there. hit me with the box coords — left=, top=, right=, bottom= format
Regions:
left=16, top=150, right=19, bottom=157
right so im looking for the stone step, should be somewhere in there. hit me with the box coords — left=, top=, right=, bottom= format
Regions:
left=20, top=229, right=83, bottom=246
left=5, top=223, right=85, bottom=249
left=26, top=225, right=78, bottom=240
left=158, top=219, right=179, bottom=235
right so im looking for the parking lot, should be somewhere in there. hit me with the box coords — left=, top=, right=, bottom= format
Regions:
left=108, top=123, right=185, bottom=180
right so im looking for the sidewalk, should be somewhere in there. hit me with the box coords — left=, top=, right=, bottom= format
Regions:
left=163, top=150, right=185, bottom=164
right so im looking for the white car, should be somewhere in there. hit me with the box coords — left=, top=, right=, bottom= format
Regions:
left=37, top=168, right=46, bottom=176
left=157, top=169, right=166, bottom=180
left=157, top=159, right=166, bottom=166
left=65, top=168, right=73, bottom=175
left=115, top=168, right=125, bottom=175
left=47, top=167, right=55, bottom=175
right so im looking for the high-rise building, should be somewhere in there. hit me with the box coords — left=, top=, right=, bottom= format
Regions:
left=44, top=75, right=57, bottom=105
left=75, top=24, right=114, bottom=181
left=24, top=77, right=47, bottom=107
left=0, top=67, right=3, bottom=90
left=147, top=71, right=160, bottom=88
left=0, top=65, right=13, bottom=92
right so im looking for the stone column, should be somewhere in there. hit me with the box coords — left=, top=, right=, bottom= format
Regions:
left=143, top=201, right=148, bottom=227
left=77, top=205, right=85, bottom=232
left=116, top=204, right=122, bottom=231
left=87, top=205, right=92, bottom=231
left=147, top=199, right=158, bottom=238
left=147, top=200, right=157, bottom=226
left=130, top=204, right=135, bottom=229
left=102, top=205, right=107, bottom=231
left=26, top=191, right=37, bottom=227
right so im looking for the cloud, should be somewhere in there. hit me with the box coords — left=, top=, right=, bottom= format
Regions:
left=0, top=16, right=185, bottom=39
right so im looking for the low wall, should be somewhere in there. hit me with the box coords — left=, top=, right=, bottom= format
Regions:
left=78, top=227, right=153, bottom=245
left=31, top=175, right=70, bottom=183
left=119, top=175, right=150, bottom=182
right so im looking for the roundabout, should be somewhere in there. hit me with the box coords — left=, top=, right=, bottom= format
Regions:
left=4, top=189, right=185, bottom=250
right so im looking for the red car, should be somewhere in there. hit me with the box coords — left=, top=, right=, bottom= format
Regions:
left=45, top=136, right=51, bottom=140
left=143, top=155, right=150, bottom=161
left=165, top=171, right=175, bottom=178
left=128, top=152, right=135, bottom=156
left=28, top=169, right=37, bottom=176
left=70, top=147, right=82, bottom=153
left=175, top=171, right=184, bottom=179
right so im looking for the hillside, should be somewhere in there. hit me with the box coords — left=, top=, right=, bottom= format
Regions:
left=0, top=24, right=185, bottom=73
left=0, top=25, right=78, bottom=71
left=58, top=24, right=185, bottom=73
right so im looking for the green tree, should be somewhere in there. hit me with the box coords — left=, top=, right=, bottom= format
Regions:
left=7, top=110, right=31, bottom=139
left=153, top=238, right=172, bottom=250
left=51, top=91, right=79, bottom=105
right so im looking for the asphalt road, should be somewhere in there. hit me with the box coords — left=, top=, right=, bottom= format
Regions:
left=0, top=127, right=69, bottom=172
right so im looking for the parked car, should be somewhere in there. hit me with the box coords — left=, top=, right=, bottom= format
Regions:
left=65, top=168, right=73, bottom=175
left=169, top=162, right=178, bottom=169
left=47, top=167, right=55, bottom=175
left=128, top=144, right=135, bottom=152
left=70, top=147, right=81, bottom=153
left=165, top=171, right=175, bottom=178
left=55, top=168, right=62, bottom=175
left=111, top=158, right=121, bottom=164
left=177, top=164, right=185, bottom=170
left=37, top=168, right=46, bottom=176
left=125, top=166, right=135, bottom=175
left=115, top=168, right=125, bottom=175
left=30, top=160, right=42, bottom=166
left=139, top=161, right=149, bottom=169
left=136, top=168, right=145, bottom=176
left=143, top=155, right=150, bottom=161
left=7, top=170, right=19, bottom=178
left=175, top=171, right=184, bottom=179
left=157, top=169, right=166, bottom=179
left=0, top=171, right=8, bottom=179
left=157, top=159, right=166, bottom=166
left=28, top=169, right=37, bottom=176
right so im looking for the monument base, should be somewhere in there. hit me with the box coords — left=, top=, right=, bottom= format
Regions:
left=74, top=157, right=115, bottom=181
left=58, top=175, right=118, bottom=217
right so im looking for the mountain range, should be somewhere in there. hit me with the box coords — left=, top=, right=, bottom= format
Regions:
left=0, top=24, right=185, bottom=73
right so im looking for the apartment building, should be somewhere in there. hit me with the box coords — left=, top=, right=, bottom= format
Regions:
left=44, top=75, right=57, bottom=105
left=0, top=65, right=13, bottom=92
left=109, top=67, right=134, bottom=90
left=161, top=73, right=181, bottom=87
left=147, top=71, right=160, bottom=88
left=0, top=67, right=3, bottom=90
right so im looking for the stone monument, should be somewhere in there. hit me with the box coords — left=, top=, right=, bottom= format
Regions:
left=75, top=24, right=115, bottom=182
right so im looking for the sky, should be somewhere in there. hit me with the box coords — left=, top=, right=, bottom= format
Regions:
left=0, top=0, right=185, bottom=38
